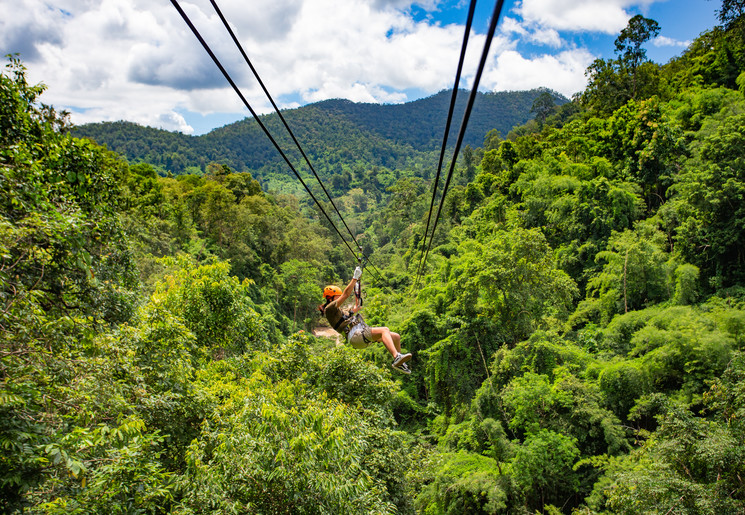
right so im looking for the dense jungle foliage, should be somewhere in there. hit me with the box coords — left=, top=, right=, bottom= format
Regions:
left=2, top=3, right=745, bottom=513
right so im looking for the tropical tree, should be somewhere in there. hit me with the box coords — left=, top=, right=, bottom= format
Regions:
left=511, top=429, right=581, bottom=510
left=586, top=223, right=672, bottom=321
left=672, top=112, right=745, bottom=287
left=277, top=259, right=322, bottom=331
left=530, top=91, right=557, bottom=125
left=615, top=15, right=661, bottom=96
left=582, top=15, right=663, bottom=113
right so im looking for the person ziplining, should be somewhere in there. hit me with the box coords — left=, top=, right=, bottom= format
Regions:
left=319, top=265, right=412, bottom=374
left=172, top=0, right=503, bottom=376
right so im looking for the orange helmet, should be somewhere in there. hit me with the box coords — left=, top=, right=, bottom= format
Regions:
left=323, top=285, right=342, bottom=299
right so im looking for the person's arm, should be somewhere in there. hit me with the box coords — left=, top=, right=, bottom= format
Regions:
left=335, top=266, right=362, bottom=305
left=350, top=291, right=361, bottom=313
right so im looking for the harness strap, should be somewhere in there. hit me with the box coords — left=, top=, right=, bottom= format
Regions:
left=333, top=311, right=357, bottom=331
left=334, top=255, right=366, bottom=333
left=355, top=254, right=364, bottom=307
left=336, top=312, right=366, bottom=335
left=333, top=314, right=348, bottom=331
left=345, top=314, right=372, bottom=344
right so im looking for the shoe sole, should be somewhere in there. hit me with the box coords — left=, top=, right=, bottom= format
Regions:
left=391, top=354, right=412, bottom=368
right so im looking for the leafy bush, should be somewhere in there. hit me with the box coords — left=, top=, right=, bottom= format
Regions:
left=415, top=452, right=511, bottom=515
left=154, top=259, right=268, bottom=357
left=178, top=352, right=411, bottom=514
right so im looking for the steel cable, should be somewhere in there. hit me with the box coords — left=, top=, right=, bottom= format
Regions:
left=208, top=0, right=383, bottom=280
left=170, top=0, right=361, bottom=263
left=414, top=0, right=478, bottom=289
left=416, top=0, right=506, bottom=289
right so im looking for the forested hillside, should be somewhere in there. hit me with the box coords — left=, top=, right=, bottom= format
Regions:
left=72, top=88, right=565, bottom=183
left=2, top=3, right=745, bottom=514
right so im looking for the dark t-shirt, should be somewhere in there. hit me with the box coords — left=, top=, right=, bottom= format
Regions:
left=325, top=300, right=351, bottom=331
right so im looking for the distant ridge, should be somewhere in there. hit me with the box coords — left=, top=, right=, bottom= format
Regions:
left=73, top=88, right=567, bottom=177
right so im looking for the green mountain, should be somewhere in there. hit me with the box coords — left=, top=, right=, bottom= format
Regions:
left=72, top=88, right=566, bottom=176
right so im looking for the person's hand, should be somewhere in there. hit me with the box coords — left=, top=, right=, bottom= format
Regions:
left=353, top=266, right=362, bottom=280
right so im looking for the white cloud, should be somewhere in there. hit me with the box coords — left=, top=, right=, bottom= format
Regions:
left=0, top=4, right=63, bottom=61
left=304, top=82, right=402, bottom=103
left=244, top=0, right=470, bottom=102
left=501, top=14, right=566, bottom=48
left=3, top=0, right=473, bottom=113
left=484, top=48, right=595, bottom=97
left=501, top=16, right=529, bottom=37
left=513, top=0, right=654, bottom=33
left=157, top=111, right=195, bottom=134
left=528, top=27, right=562, bottom=47
left=653, top=35, right=690, bottom=47
left=368, top=0, right=442, bottom=10
left=211, top=0, right=304, bottom=43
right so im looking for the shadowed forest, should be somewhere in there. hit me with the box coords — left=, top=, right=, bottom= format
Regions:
left=2, top=3, right=745, bottom=513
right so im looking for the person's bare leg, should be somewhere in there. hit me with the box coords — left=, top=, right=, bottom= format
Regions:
left=371, top=327, right=397, bottom=357
left=391, top=332, right=401, bottom=353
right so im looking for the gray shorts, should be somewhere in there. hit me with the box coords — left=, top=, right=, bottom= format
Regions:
left=347, top=323, right=373, bottom=349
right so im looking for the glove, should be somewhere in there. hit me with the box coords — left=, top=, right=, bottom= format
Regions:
left=353, top=266, right=362, bottom=280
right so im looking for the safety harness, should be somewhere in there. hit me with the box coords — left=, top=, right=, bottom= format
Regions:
left=332, top=311, right=354, bottom=332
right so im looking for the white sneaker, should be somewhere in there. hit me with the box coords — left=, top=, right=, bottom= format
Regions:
left=391, top=352, right=412, bottom=370
left=394, top=362, right=411, bottom=375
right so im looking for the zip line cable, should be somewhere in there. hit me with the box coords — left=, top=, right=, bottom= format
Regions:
left=414, top=0, right=478, bottom=289
left=416, top=0, right=506, bottom=286
left=170, top=0, right=364, bottom=266
left=207, top=0, right=382, bottom=279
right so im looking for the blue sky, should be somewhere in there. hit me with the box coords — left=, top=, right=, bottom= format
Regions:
left=1, top=0, right=722, bottom=135
left=417, top=0, right=717, bottom=60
